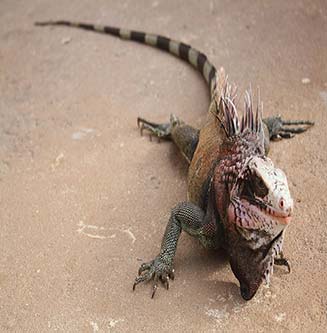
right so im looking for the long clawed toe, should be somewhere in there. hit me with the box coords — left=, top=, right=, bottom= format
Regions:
left=137, top=117, right=172, bottom=142
left=160, top=270, right=175, bottom=289
left=265, top=116, right=314, bottom=141
left=281, top=120, right=315, bottom=127
left=278, top=119, right=314, bottom=139
left=150, top=270, right=175, bottom=297
left=151, top=275, right=159, bottom=298
left=274, top=254, right=291, bottom=273
left=133, top=273, right=152, bottom=291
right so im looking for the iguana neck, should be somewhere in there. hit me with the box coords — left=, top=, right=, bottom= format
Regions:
left=213, top=130, right=265, bottom=224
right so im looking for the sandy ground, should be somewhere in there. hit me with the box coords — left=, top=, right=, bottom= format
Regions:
left=0, top=0, right=326, bottom=331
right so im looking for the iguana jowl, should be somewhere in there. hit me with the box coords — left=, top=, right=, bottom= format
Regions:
left=35, top=20, right=314, bottom=300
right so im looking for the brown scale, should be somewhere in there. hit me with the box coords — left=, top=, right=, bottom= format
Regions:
left=187, top=112, right=225, bottom=206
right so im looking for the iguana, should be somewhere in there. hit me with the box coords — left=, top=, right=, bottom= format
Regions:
left=35, top=20, right=314, bottom=300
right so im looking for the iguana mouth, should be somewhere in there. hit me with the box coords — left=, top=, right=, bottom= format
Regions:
left=271, top=213, right=292, bottom=225
left=240, top=196, right=292, bottom=222
left=231, top=197, right=292, bottom=231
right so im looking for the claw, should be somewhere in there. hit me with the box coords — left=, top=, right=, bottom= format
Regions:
left=151, top=275, right=159, bottom=298
left=136, top=116, right=173, bottom=141
left=274, top=254, right=291, bottom=273
left=133, top=266, right=156, bottom=292
left=133, top=275, right=147, bottom=291
left=151, top=285, right=158, bottom=298
left=160, top=273, right=170, bottom=290
left=137, top=117, right=160, bottom=129
left=169, top=269, right=175, bottom=280
left=137, top=119, right=157, bottom=139
left=165, top=276, right=170, bottom=290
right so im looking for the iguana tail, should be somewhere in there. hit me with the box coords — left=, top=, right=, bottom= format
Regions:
left=35, top=20, right=217, bottom=94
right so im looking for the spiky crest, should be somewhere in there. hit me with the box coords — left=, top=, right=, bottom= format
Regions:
left=211, top=68, right=263, bottom=138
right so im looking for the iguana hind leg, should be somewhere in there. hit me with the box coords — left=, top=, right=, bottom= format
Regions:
left=137, top=117, right=172, bottom=141
left=137, top=114, right=199, bottom=163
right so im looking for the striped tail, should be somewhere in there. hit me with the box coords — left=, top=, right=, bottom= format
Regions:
left=35, top=20, right=217, bottom=94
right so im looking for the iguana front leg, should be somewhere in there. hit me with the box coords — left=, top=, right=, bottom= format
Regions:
left=263, top=116, right=314, bottom=140
left=137, top=115, right=200, bottom=163
left=133, top=202, right=215, bottom=298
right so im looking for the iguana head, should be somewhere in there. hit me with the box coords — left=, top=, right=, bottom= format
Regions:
left=212, top=74, right=293, bottom=300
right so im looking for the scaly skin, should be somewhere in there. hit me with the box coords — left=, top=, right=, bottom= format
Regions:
left=35, top=20, right=314, bottom=300
left=136, top=73, right=311, bottom=300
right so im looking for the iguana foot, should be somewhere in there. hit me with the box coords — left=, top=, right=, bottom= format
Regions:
left=274, top=253, right=291, bottom=273
left=264, top=116, right=314, bottom=140
left=137, top=114, right=181, bottom=142
left=133, top=256, right=175, bottom=298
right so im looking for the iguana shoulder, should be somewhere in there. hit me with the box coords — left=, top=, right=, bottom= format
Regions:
left=187, top=112, right=224, bottom=207
left=187, top=69, right=229, bottom=207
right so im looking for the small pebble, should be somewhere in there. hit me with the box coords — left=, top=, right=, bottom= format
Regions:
left=301, top=78, right=310, bottom=84
left=61, top=37, right=72, bottom=45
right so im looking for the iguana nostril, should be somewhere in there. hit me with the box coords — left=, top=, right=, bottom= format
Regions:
left=279, top=198, right=293, bottom=214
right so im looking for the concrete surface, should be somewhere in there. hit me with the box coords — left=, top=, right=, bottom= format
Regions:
left=0, top=0, right=326, bottom=331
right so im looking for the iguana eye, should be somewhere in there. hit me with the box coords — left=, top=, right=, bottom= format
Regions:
left=252, top=176, right=268, bottom=198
